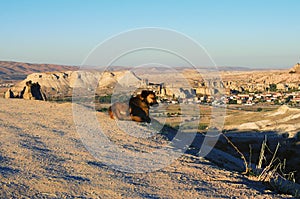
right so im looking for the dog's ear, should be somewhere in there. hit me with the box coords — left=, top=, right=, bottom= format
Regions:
left=141, top=90, right=150, bottom=99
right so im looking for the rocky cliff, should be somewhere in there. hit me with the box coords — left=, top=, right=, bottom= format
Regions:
left=5, top=70, right=144, bottom=100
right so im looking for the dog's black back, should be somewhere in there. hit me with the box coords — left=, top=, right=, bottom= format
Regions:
left=129, top=90, right=158, bottom=123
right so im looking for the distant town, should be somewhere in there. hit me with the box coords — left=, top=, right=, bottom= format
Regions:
left=134, top=79, right=300, bottom=106
left=132, top=63, right=300, bottom=106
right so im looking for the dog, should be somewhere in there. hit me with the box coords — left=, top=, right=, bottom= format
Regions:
left=108, top=102, right=131, bottom=121
left=129, top=90, right=158, bottom=123
left=108, top=90, right=158, bottom=123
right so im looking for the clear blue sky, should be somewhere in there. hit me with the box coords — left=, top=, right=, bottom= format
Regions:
left=0, top=0, right=299, bottom=68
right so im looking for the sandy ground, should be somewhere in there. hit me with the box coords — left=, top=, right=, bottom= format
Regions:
left=0, top=98, right=293, bottom=198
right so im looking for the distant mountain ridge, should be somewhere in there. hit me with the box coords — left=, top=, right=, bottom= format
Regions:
left=0, top=61, right=78, bottom=81
left=0, top=60, right=257, bottom=82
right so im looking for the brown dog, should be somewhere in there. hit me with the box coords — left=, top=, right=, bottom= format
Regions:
left=108, top=102, right=131, bottom=120
left=108, top=90, right=158, bottom=123
left=129, top=90, right=158, bottom=123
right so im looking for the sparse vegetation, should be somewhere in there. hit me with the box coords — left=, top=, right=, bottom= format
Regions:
left=96, top=95, right=112, bottom=103
left=269, top=84, right=277, bottom=92
left=255, top=138, right=299, bottom=197
left=223, top=134, right=300, bottom=197
left=257, top=107, right=263, bottom=112
left=198, top=123, right=208, bottom=130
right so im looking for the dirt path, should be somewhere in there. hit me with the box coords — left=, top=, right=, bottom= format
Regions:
left=0, top=98, right=292, bottom=198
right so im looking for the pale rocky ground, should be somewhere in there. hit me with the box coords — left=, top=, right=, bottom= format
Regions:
left=0, top=98, right=293, bottom=198
left=225, top=105, right=300, bottom=137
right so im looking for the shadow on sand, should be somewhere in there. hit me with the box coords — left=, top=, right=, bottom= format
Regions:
left=159, top=123, right=300, bottom=185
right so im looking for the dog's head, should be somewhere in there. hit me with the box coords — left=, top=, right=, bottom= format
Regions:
left=141, top=90, right=158, bottom=106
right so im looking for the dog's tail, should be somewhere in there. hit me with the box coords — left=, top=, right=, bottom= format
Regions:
left=108, top=106, right=114, bottom=119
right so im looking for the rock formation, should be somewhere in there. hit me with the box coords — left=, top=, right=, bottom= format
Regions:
left=20, top=81, right=46, bottom=100
left=7, top=70, right=145, bottom=99
left=4, top=89, right=15, bottom=99
left=289, top=63, right=300, bottom=73
left=4, top=80, right=46, bottom=101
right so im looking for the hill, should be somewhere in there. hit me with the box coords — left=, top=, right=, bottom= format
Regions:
left=0, top=61, right=78, bottom=81
left=0, top=98, right=291, bottom=198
